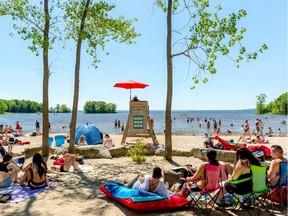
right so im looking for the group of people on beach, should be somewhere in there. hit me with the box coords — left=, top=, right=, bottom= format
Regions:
left=127, top=145, right=287, bottom=206
left=0, top=152, right=81, bottom=190
left=0, top=121, right=26, bottom=154
left=238, top=119, right=283, bottom=144
left=76, top=133, right=114, bottom=149
left=181, top=116, right=285, bottom=139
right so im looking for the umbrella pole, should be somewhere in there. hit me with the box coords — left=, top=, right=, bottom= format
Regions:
left=130, top=89, right=131, bottom=100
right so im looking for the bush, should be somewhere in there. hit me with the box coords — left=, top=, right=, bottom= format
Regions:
left=127, top=139, right=147, bottom=163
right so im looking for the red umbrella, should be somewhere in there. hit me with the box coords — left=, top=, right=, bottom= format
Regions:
left=113, top=80, right=149, bottom=99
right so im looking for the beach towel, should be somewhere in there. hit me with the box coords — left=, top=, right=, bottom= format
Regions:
left=69, top=164, right=94, bottom=173
left=53, top=157, right=65, bottom=166
left=0, top=182, right=55, bottom=203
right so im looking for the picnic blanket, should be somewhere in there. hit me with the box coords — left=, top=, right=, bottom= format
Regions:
left=0, top=182, right=55, bottom=203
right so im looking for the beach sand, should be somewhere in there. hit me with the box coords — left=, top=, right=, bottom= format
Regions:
left=1, top=133, right=287, bottom=216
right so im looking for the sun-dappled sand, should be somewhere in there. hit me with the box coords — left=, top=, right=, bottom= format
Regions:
left=1, top=133, right=287, bottom=216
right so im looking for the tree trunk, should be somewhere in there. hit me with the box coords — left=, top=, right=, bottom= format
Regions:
left=68, top=0, right=91, bottom=153
left=164, top=0, right=173, bottom=161
left=42, top=0, right=50, bottom=157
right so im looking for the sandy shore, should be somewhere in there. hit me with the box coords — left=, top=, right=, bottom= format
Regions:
left=11, top=133, right=288, bottom=154
left=1, top=134, right=287, bottom=216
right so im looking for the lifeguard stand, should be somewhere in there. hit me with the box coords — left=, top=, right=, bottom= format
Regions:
left=121, top=101, right=157, bottom=145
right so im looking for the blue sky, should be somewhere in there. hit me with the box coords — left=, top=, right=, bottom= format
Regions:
left=0, top=0, right=287, bottom=111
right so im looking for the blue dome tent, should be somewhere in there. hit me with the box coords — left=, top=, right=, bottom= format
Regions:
left=75, top=124, right=103, bottom=145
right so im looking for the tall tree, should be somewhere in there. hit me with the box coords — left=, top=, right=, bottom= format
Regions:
left=0, top=0, right=59, bottom=157
left=256, top=93, right=267, bottom=114
left=62, top=0, right=139, bottom=153
left=157, top=0, right=267, bottom=160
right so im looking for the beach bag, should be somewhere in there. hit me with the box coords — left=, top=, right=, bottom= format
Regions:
left=76, top=156, right=84, bottom=165
left=252, top=150, right=265, bottom=162
left=0, top=193, right=12, bottom=203
left=0, top=147, right=6, bottom=157
left=214, top=143, right=224, bottom=150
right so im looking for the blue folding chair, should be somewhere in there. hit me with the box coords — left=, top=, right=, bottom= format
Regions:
left=268, top=162, right=287, bottom=209
left=55, top=135, right=65, bottom=147
left=48, top=137, right=54, bottom=147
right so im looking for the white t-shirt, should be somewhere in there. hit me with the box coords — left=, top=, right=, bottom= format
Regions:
left=132, top=175, right=171, bottom=197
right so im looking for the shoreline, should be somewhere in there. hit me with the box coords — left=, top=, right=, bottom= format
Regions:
left=9, top=133, right=288, bottom=155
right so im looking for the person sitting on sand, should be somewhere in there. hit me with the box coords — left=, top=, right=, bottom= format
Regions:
left=20, top=153, right=48, bottom=189
left=131, top=166, right=171, bottom=197
left=51, top=153, right=79, bottom=172
left=0, top=154, right=21, bottom=188
left=103, top=134, right=114, bottom=149
left=267, top=145, right=287, bottom=187
left=78, top=135, right=87, bottom=146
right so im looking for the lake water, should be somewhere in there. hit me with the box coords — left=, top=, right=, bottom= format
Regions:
left=0, top=110, right=287, bottom=135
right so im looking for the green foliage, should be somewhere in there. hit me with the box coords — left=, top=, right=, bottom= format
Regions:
left=157, top=0, right=267, bottom=88
left=0, top=101, right=8, bottom=114
left=0, top=0, right=60, bottom=56
left=83, top=101, right=116, bottom=113
left=256, top=93, right=267, bottom=114
left=0, top=99, right=42, bottom=113
left=49, top=104, right=71, bottom=113
left=263, top=92, right=288, bottom=115
left=127, top=139, right=147, bottom=163
left=61, top=0, right=140, bottom=67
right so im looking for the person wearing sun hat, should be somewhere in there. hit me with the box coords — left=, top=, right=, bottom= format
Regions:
left=78, top=135, right=87, bottom=146
left=179, top=148, right=219, bottom=197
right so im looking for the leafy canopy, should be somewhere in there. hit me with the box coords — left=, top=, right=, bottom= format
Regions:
left=0, top=0, right=60, bottom=56
left=157, top=0, right=267, bottom=88
left=61, top=0, right=140, bottom=67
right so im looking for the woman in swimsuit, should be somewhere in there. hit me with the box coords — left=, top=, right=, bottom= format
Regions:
left=0, top=154, right=20, bottom=188
left=179, top=148, right=220, bottom=197
left=224, top=147, right=261, bottom=195
left=20, top=153, right=48, bottom=189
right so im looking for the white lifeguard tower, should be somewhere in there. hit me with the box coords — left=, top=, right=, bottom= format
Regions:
left=121, top=100, right=157, bottom=144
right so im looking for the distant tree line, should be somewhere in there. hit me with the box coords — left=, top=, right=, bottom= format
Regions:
left=49, top=104, right=71, bottom=113
left=256, top=92, right=287, bottom=115
left=84, top=101, right=117, bottom=113
left=0, top=99, right=71, bottom=114
left=0, top=99, right=42, bottom=114
left=0, top=99, right=117, bottom=114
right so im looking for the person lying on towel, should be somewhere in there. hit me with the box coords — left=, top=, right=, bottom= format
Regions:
left=51, top=153, right=79, bottom=173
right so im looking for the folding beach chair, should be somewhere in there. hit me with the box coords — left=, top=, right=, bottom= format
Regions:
left=230, top=165, right=274, bottom=216
left=267, top=162, right=287, bottom=210
left=185, top=164, right=224, bottom=216
left=54, top=135, right=65, bottom=147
